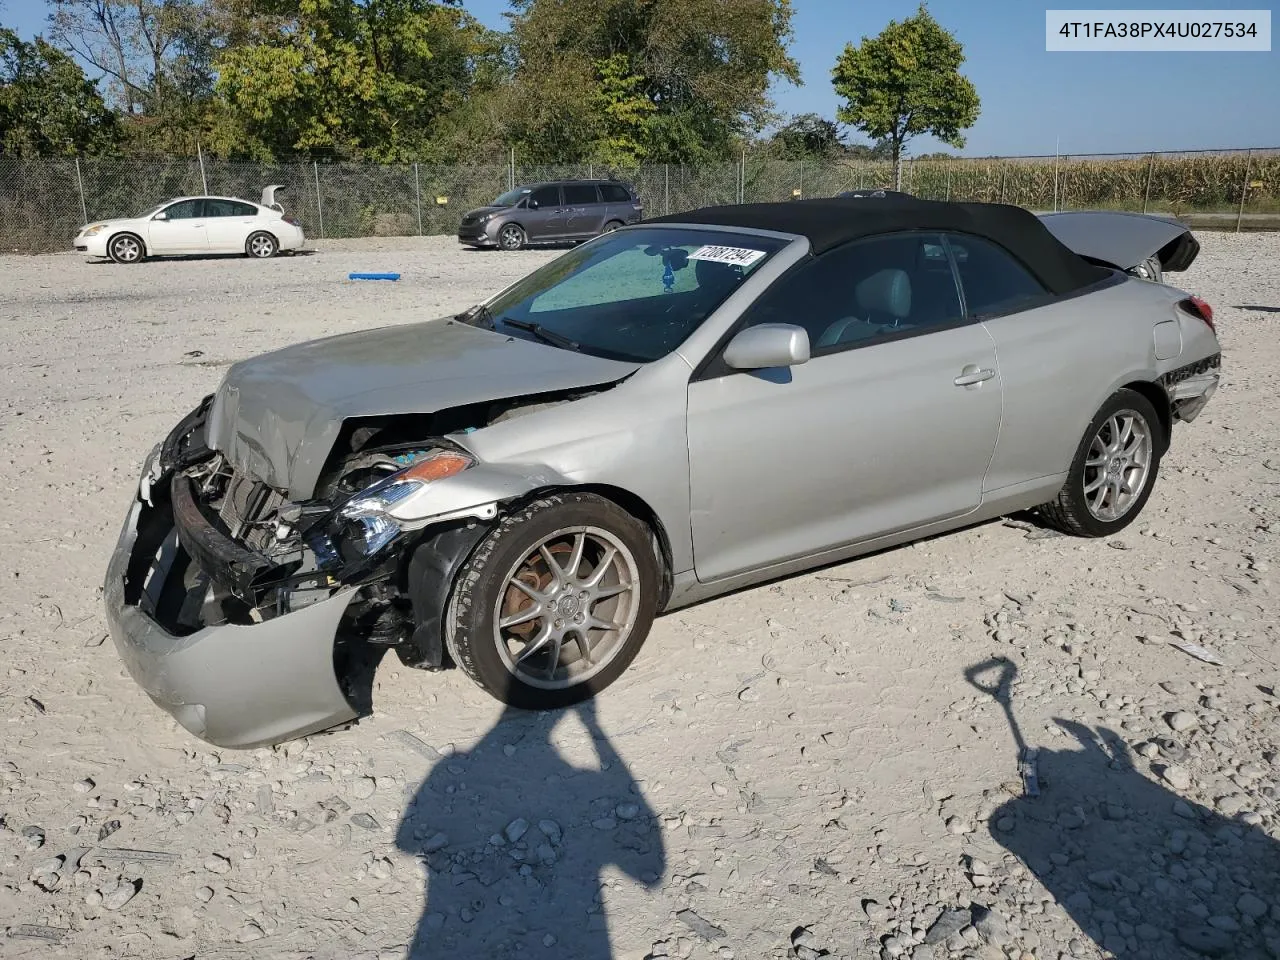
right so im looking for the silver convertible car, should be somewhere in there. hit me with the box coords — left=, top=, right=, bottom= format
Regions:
left=104, top=197, right=1222, bottom=747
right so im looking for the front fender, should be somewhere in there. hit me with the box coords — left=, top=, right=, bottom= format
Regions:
left=385, top=461, right=571, bottom=527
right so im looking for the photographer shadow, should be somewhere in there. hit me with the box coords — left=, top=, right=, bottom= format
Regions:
left=394, top=696, right=665, bottom=958
left=967, top=658, right=1280, bottom=959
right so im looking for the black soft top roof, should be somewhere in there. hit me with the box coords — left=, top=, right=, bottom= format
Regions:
left=649, top=196, right=1110, bottom=295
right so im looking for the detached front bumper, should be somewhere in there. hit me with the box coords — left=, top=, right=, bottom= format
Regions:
left=103, top=452, right=362, bottom=749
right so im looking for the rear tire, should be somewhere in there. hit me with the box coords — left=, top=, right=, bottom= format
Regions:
left=445, top=492, right=660, bottom=709
left=602, top=220, right=623, bottom=233
left=108, top=233, right=145, bottom=264
left=246, top=231, right=278, bottom=259
left=1039, top=388, right=1163, bottom=537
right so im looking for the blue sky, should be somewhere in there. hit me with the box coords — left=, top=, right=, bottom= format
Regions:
left=4, top=0, right=1277, bottom=156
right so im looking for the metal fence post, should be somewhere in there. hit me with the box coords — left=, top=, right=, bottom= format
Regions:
left=1236, top=149, right=1252, bottom=232
left=1142, top=154, right=1155, bottom=213
left=1053, top=152, right=1060, bottom=212
left=313, top=161, right=325, bottom=239
left=74, top=155, right=89, bottom=224
left=664, top=164, right=670, bottom=215
left=946, top=162, right=952, bottom=201
left=414, top=162, right=424, bottom=235
left=197, top=142, right=209, bottom=194
left=509, top=147, right=515, bottom=191
left=738, top=149, right=745, bottom=204
left=999, top=167, right=1006, bottom=204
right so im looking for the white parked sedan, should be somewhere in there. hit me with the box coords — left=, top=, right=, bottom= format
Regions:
left=74, top=187, right=306, bottom=263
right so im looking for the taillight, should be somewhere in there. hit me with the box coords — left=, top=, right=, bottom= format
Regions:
left=284, top=216, right=299, bottom=226
left=1179, top=296, right=1215, bottom=333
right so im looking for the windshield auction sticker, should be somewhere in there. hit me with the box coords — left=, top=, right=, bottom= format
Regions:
left=1046, top=9, right=1271, bottom=50
left=688, top=245, right=767, bottom=266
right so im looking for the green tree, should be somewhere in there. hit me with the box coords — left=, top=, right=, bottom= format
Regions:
left=504, top=0, right=799, bottom=163
left=590, top=54, right=655, bottom=164
left=768, top=112, right=844, bottom=159
left=0, top=27, right=119, bottom=155
left=214, top=0, right=495, bottom=161
left=831, top=3, right=979, bottom=189
left=47, top=0, right=227, bottom=154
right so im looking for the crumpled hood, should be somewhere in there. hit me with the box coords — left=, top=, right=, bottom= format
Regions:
left=207, top=316, right=640, bottom=499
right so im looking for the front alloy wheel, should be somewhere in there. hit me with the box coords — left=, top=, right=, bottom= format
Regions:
left=445, top=492, right=659, bottom=708
left=498, top=224, right=526, bottom=251
left=109, top=234, right=143, bottom=264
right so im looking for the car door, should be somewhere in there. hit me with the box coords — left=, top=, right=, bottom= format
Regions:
left=562, top=183, right=606, bottom=238
left=203, top=198, right=261, bottom=252
left=945, top=232, right=1109, bottom=492
left=523, top=185, right=565, bottom=241
left=685, top=233, right=1004, bottom=583
left=146, top=199, right=208, bottom=254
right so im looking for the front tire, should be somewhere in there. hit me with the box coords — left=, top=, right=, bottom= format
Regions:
left=1040, top=388, right=1163, bottom=537
left=108, top=233, right=145, bottom=264
left=498, top=223, right=527, bottom=251
left=445, top=492, right=660, bottom=709
left=246, top=231, right=279, bottom=259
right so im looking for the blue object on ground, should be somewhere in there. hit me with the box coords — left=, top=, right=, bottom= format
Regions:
left=348, top=272, right=401, bottom=281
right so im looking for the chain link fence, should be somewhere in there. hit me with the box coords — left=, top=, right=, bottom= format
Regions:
left=2, top=148, right=1277, bottom=254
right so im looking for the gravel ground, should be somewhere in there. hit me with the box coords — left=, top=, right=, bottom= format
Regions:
left=0, top=234, right=1278, bottom=960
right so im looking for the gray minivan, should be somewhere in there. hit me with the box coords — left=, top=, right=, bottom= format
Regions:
left=457, top=179, right=644, bottom=251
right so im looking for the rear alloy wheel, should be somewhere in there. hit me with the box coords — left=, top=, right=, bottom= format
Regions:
left=603, top=220, right=623, bottom=233
left=498, top=224, right=527, bottom=251
left=108, top=233, right=144, bottom=264
left=246, top=231, right=279, bottom=259
left=445, top=492, right=659, bottom=709
left=1040, top=388, right=1163, bottom=537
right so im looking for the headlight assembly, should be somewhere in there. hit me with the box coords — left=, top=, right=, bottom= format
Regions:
left=82, top=224, right=106, bottom=237
left=334, top=450, right=474, bottom=556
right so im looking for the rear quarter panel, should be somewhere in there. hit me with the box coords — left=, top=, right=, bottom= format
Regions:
left=979, top=275, right=1185, bottom=494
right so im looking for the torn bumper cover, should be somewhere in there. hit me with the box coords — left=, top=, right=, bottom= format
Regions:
left=103, top=451, right=361, bottom=749
left=1161, top=352, right=1222, bottom=423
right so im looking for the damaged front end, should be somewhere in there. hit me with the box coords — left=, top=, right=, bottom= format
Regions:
left=104, top=396, right=506, bottom=748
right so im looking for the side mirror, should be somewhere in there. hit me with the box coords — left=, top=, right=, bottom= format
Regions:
left=152, top=211, right=168, bottom=221
left=528, top=199, right=539, bottom=209
left=723, top=323, right=810, bottom=370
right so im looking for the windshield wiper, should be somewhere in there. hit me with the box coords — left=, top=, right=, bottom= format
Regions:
left=500, top=317, right=581, bottom=352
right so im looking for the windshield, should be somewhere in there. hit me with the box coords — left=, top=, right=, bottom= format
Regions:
left=458, top=227, right=788, bottom=363
left=491, top=187, right=532, bottom=207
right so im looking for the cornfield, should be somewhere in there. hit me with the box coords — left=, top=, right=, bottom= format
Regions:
left=1, top=148, right=1276, bottom=254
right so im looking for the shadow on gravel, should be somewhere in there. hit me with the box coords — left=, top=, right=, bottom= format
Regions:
left=395, top=697, right=664, bottom=958
left=968, top=657, right=1280, bottom=960
left=1235, top=305, right=1280, bottom=314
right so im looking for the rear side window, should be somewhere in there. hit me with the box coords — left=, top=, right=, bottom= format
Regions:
left=528, top=185, right=561, bottom=207
left=562, top=184, right=600, bottom=205
left=947, top=234, right=1048, bottom=317
left=600, top=183, right=633, bottom=203
left=205, top=199, right=258, bottom=217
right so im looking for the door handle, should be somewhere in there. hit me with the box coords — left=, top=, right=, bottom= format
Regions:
left=954, top=367, right=995, bottom=386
